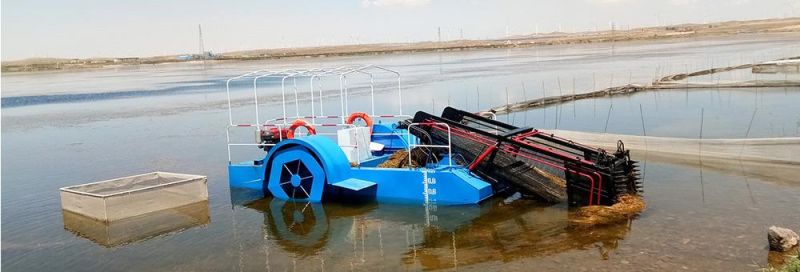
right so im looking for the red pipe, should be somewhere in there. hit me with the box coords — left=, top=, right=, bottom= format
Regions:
left=592, top=171, right=603, bottom=205
left=500, top=146, right=598, bottom=205
left=513, top=130, right=540, bottom=140
left=423, top=121, right=595, bottom=166
left=468, top=145, right=497, bottom=171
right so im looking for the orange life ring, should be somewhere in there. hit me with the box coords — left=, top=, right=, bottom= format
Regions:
left=345, top=112, right=374, bottom=134
left=286, top=119, right=316, bottom=139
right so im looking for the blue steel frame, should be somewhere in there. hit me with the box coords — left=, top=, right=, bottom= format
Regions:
left=228, top=133, right=493, bottom=205
left=225, top=66, right=494, bottom=205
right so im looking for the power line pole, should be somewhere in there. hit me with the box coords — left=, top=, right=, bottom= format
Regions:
left=198, top=24, right=205, bottom=60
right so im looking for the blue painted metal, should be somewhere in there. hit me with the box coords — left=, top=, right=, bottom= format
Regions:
left=348, top=167, right=492, bottom=205
left=228, top=161, right=267, bottom=191
left=266, top=146, right=327, bottom=202
left=228, top=133, right=494, bottom=205
left=370, top=123, right=412, bottom=155
left=330, top=178, right=376, bottom=191
left=357, top=154, right=391, bottom=167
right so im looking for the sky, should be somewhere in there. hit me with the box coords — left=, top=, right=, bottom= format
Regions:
left=1, top=0, right=798, bottom=61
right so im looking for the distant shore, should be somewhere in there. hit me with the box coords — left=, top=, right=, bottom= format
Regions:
left=3, top=17, right=800, bottom=73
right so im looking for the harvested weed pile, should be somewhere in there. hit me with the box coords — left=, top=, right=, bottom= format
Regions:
left=533, top=167, right=566, bottom=188
left=378, top=148, right=436, bottom=168
left=569, top=194, right=646, bottom=228
left=378, top=150, right=413, bottom=168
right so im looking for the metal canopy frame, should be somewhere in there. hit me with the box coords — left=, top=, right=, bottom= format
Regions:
left=225, top=65, right=410, bottom=162
left=225, top=64, right=405, bottom=127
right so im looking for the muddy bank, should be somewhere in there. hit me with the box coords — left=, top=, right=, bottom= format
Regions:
left=481, top=57, right=800, bottom=116
left=4, top=18, right=800, bottom=73
left=545, top=130, right=800, bottom=166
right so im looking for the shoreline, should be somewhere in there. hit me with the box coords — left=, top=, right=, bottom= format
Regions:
left=3, top=17, right=800, bottom=74
left=481, top=56, right=800, bottom=117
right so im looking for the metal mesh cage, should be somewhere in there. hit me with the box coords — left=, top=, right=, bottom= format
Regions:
left=63, top=201, right=209, bottom=247
left=60, top=172, right=208, bottom=222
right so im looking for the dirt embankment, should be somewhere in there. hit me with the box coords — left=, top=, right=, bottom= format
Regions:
left=480, top=56, right=800, bottom=116
left=4, top=17, right=800, bottom=73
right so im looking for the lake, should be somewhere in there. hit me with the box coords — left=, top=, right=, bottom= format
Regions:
left=2, top=33, right=799, bottom=271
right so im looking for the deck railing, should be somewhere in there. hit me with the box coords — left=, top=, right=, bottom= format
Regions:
left=406, top=123, right=453, bottom=168
left=225, top=65, right=405, bottom=162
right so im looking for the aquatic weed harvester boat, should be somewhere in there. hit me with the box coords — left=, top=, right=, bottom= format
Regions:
left=226, top=65, right=642, bottom=206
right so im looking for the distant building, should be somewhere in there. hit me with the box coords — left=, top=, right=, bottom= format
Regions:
left=114, top=57, right=140, bottom=63
left=177, top=51, right=216, bottom=61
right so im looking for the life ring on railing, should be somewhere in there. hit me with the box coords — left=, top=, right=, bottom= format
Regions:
left=345, top=112, right=374, bottom=134
left=286, top=119, right=316, bottom=139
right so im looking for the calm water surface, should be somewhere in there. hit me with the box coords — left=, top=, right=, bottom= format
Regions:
left=2, top=33, right=800, bottom=271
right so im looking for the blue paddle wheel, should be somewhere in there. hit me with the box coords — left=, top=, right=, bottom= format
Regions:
left=266, top=146, right=326, bottom=202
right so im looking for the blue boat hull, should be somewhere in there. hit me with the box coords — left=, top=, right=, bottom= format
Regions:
left=228, top=132, right=493, bottom=205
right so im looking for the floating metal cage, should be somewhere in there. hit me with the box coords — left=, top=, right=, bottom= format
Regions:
left=59, top=172, right=208, bottom=222
left=63, top=201, right=209, bottom=247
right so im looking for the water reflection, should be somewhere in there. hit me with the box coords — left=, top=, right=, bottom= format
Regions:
left=235, top=193, right=633, bottom=270
left=634, top=152, right=800, bottom=186
left=62, top=201, right=209, bottom=247
left=245, top=199, right=376, bottom=257
left=409, top=200, right=631, bottom=269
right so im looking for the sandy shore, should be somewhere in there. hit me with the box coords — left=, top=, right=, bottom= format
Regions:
left=3, top=17, right=800, bottom=73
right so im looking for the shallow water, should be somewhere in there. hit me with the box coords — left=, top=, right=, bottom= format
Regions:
left=2, top=33, right=800, bottom=271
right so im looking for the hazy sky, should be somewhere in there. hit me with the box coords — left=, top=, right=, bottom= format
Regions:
left=2, top=0, right=798, bottom=61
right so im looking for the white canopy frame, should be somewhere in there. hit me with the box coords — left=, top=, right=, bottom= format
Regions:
left=225, top=65, right=411, bottom=162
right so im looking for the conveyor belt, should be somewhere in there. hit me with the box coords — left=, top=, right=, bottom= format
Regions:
left=409, top=107, right=642, bottom=206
